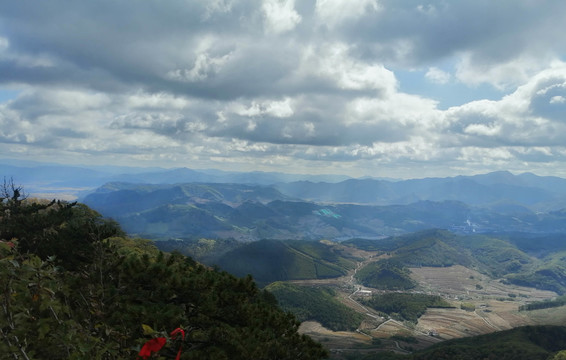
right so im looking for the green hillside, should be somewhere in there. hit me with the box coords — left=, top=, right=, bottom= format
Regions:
left=0, top=187, right=327, bottom=359
left=362, top=293, right=452, bottom=323
left=354, top=259, right=416, bottom=290
left=356, top=326, right=566, bottom=360
left=215, top=239, right=356, bottom=286
left=507, top=251, right=566, bottom=294
left=350, top=229, right=566, bottom=294
left=154, top=237, right=241, bottom=264
left=265, top=282, right=363, bottom=331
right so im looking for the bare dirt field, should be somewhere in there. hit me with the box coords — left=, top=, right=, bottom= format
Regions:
left=296, top=263, right=565, bottom=359
left=410, top=265, right=557, bottom=301
left=411, top=265, right=561, bottom=339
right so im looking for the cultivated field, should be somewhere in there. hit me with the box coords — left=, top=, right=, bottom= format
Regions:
left=296, top=261, right=565, bottom=359
left=411, top=265, right=560, bottom=339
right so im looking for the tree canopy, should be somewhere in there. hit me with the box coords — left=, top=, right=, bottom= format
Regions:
left=0, top=181, right=328, bottom=359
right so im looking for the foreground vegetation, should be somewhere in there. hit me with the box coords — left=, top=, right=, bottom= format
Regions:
left=0, top=182, right=327, bottom=359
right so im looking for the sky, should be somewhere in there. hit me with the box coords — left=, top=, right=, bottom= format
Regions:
left=1, top=0, right=566, bottom=179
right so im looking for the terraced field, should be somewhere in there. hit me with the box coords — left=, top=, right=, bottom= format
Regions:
left=295, top=260, right=565, bottom=359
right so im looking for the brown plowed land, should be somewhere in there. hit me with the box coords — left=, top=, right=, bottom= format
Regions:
left=411, top=265, right=561, bottom=340
left=295, top=260, right=566, bottom=359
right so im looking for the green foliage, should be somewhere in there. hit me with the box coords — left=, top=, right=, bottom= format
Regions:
left=387, top=230, right=473, bottom=268
left=406, top=325, right=566, bottom=360
left=362, top=293, right=452, bottom=323
left=216, top=239, right=355, bottom=286
left=0, top=193, right=328, bottom=359
left=265, top=282, right=363, bottom=331
left=355, top=260, right=417, bottom=290
left=154, top=237, right=241, bottom=264
left=342, top=237, right=397, bottom=251
left=507, top=252, right=566, bottom=294
left=0, top=251, right=99, bottom=358
left=0, top=186, right=124, bottom=270
left=519, top=295, right=566, bottom=311
left=460, top=302, right=476, bottom=312
left=356, top=326, right=566, bottom=360
left=391, top=335, right=418, bottom=344
left=461, top=235, right=533, bottom=277
left=350, top=230, right=566, bottom=295
left=549, top=350, right=566, bottom=360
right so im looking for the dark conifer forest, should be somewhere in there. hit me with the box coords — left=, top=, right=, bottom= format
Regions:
left=0, top=181, right=328, bottom=359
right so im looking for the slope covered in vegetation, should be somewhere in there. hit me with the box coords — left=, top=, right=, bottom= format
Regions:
left=215, top=239, right=356, bottom=286
left=352, top=229, right=566, bottom=294
left=265, top=282, right=363, bottom=331
left=0, top=184, right=327, bottom=359
left=354, top=259, right=417, bottom=290
left=359, top=326, right=566, bottom=360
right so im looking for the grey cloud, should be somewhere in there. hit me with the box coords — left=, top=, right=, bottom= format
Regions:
left=1, top=0, right=566, bottom=177
left=336, top=0, right=566, bottom=67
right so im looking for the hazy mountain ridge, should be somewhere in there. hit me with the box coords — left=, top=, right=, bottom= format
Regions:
left=274, top=171, right=566, bottom=211
left=0, top=161, right=351, bottom=199
left=82, top=181, right=566, bottom=241
left=5, top=161, right=566, bottom=212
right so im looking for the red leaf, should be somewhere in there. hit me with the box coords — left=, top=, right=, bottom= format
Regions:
left=138, top=337, right=166, bottom=359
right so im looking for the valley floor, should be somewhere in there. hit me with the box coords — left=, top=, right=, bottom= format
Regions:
left=294, top=253, right=566, bottom=359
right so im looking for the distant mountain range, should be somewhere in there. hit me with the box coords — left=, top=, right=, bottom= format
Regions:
left=274, top=171, right=566, bottom=211
left=5, top=160, right=566, bottom=239
left=0, top=160, right=350, bottom=199
left=4, top=160, right=566, bottom=211
left=81, top=181, right=566, bottom=241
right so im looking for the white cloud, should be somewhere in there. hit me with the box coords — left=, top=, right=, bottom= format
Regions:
left=227, top=98, right=294, bottom=118
left=315, top=0, right=380, bottom=28
left=303, top=42, right=397, bottom=92
left=262, top=0, right=302, bottom=35
left=167, top=51, right=233, bottom=83
left=455, top=52, right=556, bottom=90
left=425, top=67, right=451, bottom=84
left=1, top=1, right=566, bottom=177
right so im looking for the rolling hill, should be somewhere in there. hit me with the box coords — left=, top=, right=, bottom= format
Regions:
left=350, top=229, right=566, bottom=294
left=214, top=239, right=357, bottom=286
left=362, top=326, right=566, bottom=360
left=265, top=282, right=364, bottom=331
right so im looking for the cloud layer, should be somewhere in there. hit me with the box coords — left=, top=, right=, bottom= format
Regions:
left=1, top=0, right=565, bottom=178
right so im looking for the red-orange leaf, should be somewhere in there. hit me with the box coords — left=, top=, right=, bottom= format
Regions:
left=138, top=337, right=166, bottom=359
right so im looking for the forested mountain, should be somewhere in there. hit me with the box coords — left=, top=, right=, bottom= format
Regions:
left=214, top=239, right=357, bottom=286
left=82, top=182, right=566, bottom=241
left=265, top=282, right=364, bottom=332
left=349, top=229, right=566, bottom=294
left=5, top=160, right=566, bottom=213
left=0, top=184, right=327, bottom=359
